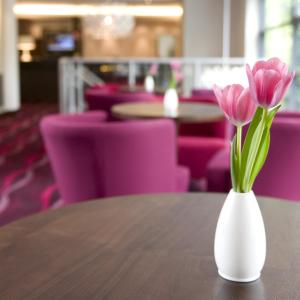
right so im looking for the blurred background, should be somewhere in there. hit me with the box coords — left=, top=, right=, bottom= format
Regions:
left=0, top=0, right=298, bottom=111
left=0, top=0, right=299, bottom=225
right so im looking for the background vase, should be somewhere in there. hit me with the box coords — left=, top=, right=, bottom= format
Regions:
left=144, top=75, right=155, bottom=93
left=163, top=88, right=178, bottom=116
left=214, top=189, right=266, bottom=282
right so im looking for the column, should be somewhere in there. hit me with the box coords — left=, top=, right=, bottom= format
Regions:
left=183, top=0, right=224, bottom=57
left=1, top=0, right=20, bottom=111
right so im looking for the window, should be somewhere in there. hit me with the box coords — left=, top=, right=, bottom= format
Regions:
left=260, top=0, right=300, bottom=109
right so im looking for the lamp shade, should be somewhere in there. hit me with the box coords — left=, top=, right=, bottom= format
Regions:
left=18, top=35, right=36, bottom=51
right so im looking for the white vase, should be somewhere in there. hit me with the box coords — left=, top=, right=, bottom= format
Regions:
left=144, top=75, right=155, bottom=93
left=214, top=189, right=266, bottom=282
left=163, top=88, right=178, bottom=116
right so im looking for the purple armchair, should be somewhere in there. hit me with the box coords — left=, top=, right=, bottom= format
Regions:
left=40, top=114, right=190, bottom=204
left=179, top=96, right=229, bottom=139
left=85, top=89, right=161, bottom=119
left=191, top=88, right=217, bottom=102
left=177, top=96, right=229, bottom=182
left=207, top=113, right=300, bottom=201
left=52, top=111, right=108, bottom=123
left=178, top=136, right=228, bottom=180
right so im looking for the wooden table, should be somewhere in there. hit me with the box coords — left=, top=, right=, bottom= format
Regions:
left=112, top=102, right=223, bottom=123
left=1, top=193, right=300, bottom=299
left=119, top=85, right=166, bottom=95
left=119, top=85, right=146, bottom=93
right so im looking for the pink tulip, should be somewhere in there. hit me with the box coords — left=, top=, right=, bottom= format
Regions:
left=174, top=70, right=183, bottom=83
left=170, top=61, right=181, bottom=71
left=246, top=57, right=295, bottom=109
left=149, top=64, right=158, bottom=76
left=213, top=84, right=257, bottom=126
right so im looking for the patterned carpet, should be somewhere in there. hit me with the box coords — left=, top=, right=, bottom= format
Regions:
left=0, top=104, right=60, bottom=226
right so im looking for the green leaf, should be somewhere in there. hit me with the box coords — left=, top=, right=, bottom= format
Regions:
left=230, top=134, right=238, bottom=192
left=248, top=129, right=270, bottom=190
left=240, top=108, right=264, bottom=176
left=266, top=105, right=281, bottom=129
left=240, top=107, right=265, bottom=191
left=246, top=105, right=280, bottom=190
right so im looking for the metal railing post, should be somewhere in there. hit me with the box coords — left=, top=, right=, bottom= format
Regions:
left=76, top=61, right=85, bottom=112
left=128, top=61, right=136, bottom=87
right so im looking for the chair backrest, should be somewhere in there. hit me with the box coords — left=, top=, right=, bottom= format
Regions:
left=277, top=110, right=300, bottom=119
left=53, top=111, right=108, bottom=123
left=254, top=116, right=300, bottom=201
left=40, top=116, right=178, bottom=203
left=85, top=89, right=160, bottom=118
left=91, top=83, right=121, bottom=93
left=179, top=96, right=229, bottom=139
left=191, top=89, right=217, bottom=102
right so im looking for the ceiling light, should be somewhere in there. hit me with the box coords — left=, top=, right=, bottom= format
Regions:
left=14, top=3, right=183, bottom=18
left=84, top=14, right=135, bottom=39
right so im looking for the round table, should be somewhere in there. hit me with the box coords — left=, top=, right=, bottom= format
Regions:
left=112, top=102, right=224, bottom=123
left=119, top=85, right=166, bottom=95
left=119, top=85, right=146, bottom=93
left=1, top=193, right=300, bottom=299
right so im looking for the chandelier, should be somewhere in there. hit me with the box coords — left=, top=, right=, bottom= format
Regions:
left=83, top=4, right=135, bottom=39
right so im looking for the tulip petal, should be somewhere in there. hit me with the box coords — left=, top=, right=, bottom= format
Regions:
left=271, top=71, right=295, bottom=107
left=227, top=85, right=243, bottom=121
left=214, top=83, right=258, bottom=126
left=266, top=57, right=288, bottom=75
left=213, top=85, right=229, bottom=119
left=213, top=84, right=224, bottom=108
left=246, top=64, right=258, bottom=104
left=236, top=88, right=256, bottom=125
left=254, top=69, right=281, bottom=107
left=252, top=60, right=267, bottom=75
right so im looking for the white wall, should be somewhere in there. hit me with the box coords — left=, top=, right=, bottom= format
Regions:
left=245, top=0, right=260, bottom=62
left=230, top=0, right=246, bottom=57
left=183, top=0, right=246, bottom=58
left=183, top=0, right=224, bottom=57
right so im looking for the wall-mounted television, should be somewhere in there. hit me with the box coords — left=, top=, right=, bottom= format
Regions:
left=47, top=34, right=75, bottom=52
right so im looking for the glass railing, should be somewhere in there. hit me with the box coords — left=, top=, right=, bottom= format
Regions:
left=58, top=57, right=249, bottom=113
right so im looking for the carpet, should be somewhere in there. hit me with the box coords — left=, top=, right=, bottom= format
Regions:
left=0, top=104, right=60, bottom=226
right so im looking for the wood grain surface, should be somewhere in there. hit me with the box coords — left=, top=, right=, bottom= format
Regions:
left=112, top=102, right=224, bottom=123
left=0, top=193, right=299, bottom=299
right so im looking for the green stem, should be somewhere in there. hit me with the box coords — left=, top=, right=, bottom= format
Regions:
left=236, top=125, right=242, bottom=192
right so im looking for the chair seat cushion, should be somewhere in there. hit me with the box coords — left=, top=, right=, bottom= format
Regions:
left=206, top=147, right=231, bottom=193
left=176, top=166, right=190, bottom=192
left=178, top=136, right=228, bottom=179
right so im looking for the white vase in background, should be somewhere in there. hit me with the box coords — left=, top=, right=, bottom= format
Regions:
left=214, top=189, right=266, bottom=282
left=144, top=75, right=155, bottom=93
left=163, top=88, right=178, bottom=116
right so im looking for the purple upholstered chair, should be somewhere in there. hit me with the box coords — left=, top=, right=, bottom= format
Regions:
left=90, top=83, right=121, bottom=93
left=207, top=113, right=300, bottom=201
left=40, top=115, right=190, bottom=204
left=191, top=88, right=217, bottom=102
left=179, top=96, right=229, bottom=139
left=53, top=111, right=108, bottom=123
left=85, top=89, right=161, bottom=119
left=178, top=136, right=228, bottom=181
left=177, top=96, right=229, bottom=182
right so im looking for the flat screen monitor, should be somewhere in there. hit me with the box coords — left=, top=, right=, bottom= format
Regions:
left=47, top=34, right=75, bottom=52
